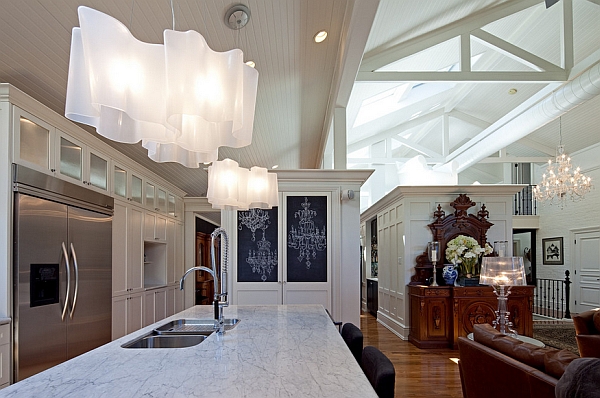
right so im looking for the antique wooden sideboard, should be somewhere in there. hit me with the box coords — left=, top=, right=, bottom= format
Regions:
left=408, top=193, right=533, bottom=349
left=408, top=284, right=534, bottom=349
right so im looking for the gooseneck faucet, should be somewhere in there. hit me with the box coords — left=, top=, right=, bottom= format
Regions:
left=179, top=227, right=229, bottom=334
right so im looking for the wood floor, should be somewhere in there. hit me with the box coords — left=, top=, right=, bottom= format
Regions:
left=359, top=311, right=464, bottom=398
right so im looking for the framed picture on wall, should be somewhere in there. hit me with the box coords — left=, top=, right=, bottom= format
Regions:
left=542, top=237, right=563, bottom=265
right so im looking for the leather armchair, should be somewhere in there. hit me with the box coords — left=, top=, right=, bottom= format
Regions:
left=572, top=309, right=600, bottom=358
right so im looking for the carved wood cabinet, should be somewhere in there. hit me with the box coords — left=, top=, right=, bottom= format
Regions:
left=409, top=284, right=534, bottom=349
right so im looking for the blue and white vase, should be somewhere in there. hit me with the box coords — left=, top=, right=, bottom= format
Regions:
left=442, top=265, right=458, bottom=286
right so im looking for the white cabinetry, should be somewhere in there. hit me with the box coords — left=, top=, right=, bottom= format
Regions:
left=112, top=201, right=143, bottom=296
left=55, top=131, right=109, bottom=192
left=143, top=287, right=167, bottom=327
left=0, top=322, right=9, bottom=388
left=112, top=292, right=143, bottom=340
left=12, top=107, right=55, bottom=175
left=12, top=107, right=110, bottom=193
left=144, top=212, right=167, bottom=242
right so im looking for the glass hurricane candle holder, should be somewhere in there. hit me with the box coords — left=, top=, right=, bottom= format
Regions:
left=427, top=241, right=441, bottom=287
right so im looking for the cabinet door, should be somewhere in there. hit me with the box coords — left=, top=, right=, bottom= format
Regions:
left=145, top=181, right=155, bottom=210
left=154, top=289, right=167, bottom=322
left=166, top=219, right=176, bottom=284
left=127, top=293, right=143, bottom=334
left=87, top=148, right=109, bottom=191
left=112, top=295, right=128, bottom=340
left=166, top=285, right=176, bottom=317
left=13, top=106, right=55, bottom=174
left=143, top=291, right=155, bottom=327
left=144, top=211, right=157, bottom=241
left=56, top=131, right=83, bottom=183
left=128, top=207, right=144, bottom=291
left=113, top=163, right=128, bottom=199
left=168, top=194, right=176, bottom=218
left=155, top=215, right=167, bottom=241
left=0, top=324, right=9, bottom=386
left=131, top=174, right=143, bottom=204
left=157, top=187, right=167, bottom=213
left=112, top=201, right=128, bottom=296
left=175, top=222, right=185, bottom=284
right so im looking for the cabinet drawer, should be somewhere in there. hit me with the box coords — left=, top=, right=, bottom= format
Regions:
left=0, top=324, right=9, bottom=346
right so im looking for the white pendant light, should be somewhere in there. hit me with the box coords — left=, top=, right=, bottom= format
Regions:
left=247, top=166, right=279, bottom=209
left=65, top=6, right=258, bottom=168
left=207, top=159, right=278, bottom=210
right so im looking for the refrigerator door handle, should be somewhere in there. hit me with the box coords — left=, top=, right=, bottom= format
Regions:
left=69, top=243, right=80, bottom=319
left=61, top=242, right=71, bottom=321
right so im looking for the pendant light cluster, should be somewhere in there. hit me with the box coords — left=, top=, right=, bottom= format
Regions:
left=65, top=6, right=258, bottom=168
left=207, top=159, right=278, bottom=210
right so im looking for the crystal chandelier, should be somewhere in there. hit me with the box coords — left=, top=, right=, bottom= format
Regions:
left=288, top=197, right=327, bottom=269
left=533, top=119, right=592, bottom=208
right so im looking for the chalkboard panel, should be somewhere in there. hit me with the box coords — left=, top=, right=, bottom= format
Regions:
left=237, top=208, right=278, bottom=282
left=287, top=196, right=327, bottom=282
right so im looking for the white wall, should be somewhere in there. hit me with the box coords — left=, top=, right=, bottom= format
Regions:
left=535, top=144, right=600, bottom=281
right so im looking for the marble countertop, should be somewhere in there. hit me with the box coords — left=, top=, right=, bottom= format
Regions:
left=0, top=318, right=10, bottom=326
left=1, top=305, right=377, bottom=397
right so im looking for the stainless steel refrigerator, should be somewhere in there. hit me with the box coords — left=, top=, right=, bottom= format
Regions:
left=12, top=164, right=113, bottom=381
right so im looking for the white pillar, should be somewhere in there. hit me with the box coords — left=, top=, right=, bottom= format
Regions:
left=334, top=107, right=347, bottom=170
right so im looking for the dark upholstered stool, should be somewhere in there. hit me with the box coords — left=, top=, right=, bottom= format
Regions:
left=361, top=346, right=395, bottom=398
left=341, top=322, right=363, bottom=363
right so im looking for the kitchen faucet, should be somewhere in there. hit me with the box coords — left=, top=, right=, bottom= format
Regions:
left=179, top=227, right=229, bottom=334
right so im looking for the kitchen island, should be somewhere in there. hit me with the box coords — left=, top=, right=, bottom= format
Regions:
left=1, top=305, right=377, bottom=397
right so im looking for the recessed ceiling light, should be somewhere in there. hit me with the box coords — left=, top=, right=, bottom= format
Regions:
left=508, top=88, right=518, bottom=95
left=245, top=60, right=256, bottom=68
left=314, top=31, right=328, bottom=43
left=272, top=165, right=279, bottom=169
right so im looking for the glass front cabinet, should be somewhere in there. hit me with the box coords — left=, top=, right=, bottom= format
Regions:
left=13, top=106, right=109, bottom=193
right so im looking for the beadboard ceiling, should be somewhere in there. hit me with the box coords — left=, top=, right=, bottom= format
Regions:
left=1, top=0, right=599, bottom=199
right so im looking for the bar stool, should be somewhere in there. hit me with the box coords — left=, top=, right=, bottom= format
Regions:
left=341, top=322, right=363, bottom=363
left=361, top=346, right=395, bottom=398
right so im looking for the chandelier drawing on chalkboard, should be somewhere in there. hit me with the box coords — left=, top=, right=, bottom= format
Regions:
left=238, top=208, right=271, bottom=241
left=288, top=197, right=327, bottom=269
left=240, top=209, right=277, bottom=281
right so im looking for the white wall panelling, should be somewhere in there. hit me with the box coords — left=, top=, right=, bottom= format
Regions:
left=361, top=185, right=523, bottom=339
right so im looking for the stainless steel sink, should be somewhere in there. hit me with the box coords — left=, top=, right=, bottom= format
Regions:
left=121, top=331, right=211, bottom=349
left=154, top=318, right=240, bottom=335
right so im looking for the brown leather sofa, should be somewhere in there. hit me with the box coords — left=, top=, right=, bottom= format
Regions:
left=572, top=309, right=600, bottom=358
left=458, top=324, right=579, bottom=398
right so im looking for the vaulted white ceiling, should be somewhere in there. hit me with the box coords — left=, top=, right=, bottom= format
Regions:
left=1, top=0, right=599, bottom=203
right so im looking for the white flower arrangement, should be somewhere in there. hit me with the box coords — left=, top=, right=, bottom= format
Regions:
left=445, top=235, right=493, bottom=276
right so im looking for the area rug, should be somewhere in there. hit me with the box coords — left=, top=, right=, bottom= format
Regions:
left=533, top=323, right=579, bottom=354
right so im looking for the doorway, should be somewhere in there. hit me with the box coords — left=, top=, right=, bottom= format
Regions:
left=572, top=228, right=600, bottom=313
left=513, top=229, right=536, bottom=285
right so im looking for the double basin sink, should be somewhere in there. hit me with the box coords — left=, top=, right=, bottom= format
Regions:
left=122, top=318, right=240, bottom=349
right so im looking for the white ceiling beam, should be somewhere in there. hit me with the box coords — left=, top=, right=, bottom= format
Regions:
left=470, top=29, right=563, bottom=72
left=449, top=110, right=491, bottom=130
left=360, top=0, right=541, bottom=71
left=460, top=33, right=471, bottom=73
left=356, top=70, right=567, bottom=82
left=442, top=113, right=450, bottom=156
left=347, top=157, right=445, bottom=165
left=390, top=135, right=441, bottom=158
left=347, top=108, right=444, bottom=151
left=561, top=0, right=574, bottom=72
left=478, top=156, right=553, bottom=164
